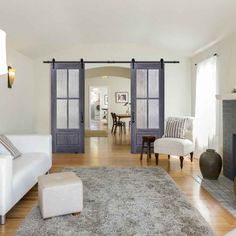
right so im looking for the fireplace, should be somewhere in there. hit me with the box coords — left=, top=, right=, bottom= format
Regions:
left=223, top=100, right=236, bottom=180
left=232, top=134, right=236, bottom=179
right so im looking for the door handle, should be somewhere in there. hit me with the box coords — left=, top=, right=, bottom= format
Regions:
left=132, top=111, right=135, bottom=123
left=81, top=112, right=84, bottom=124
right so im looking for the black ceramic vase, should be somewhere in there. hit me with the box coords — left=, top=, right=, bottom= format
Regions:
left=199, top=149, right=222, bottom=180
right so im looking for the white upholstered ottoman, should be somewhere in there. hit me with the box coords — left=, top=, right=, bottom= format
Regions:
left=38, top=172, right=83, bottom=219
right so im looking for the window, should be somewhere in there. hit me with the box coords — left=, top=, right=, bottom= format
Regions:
left=195, top=56, right=217, bottom=157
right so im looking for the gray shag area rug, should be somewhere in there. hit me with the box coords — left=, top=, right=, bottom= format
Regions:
left=15, top=167, right=215, bottom=236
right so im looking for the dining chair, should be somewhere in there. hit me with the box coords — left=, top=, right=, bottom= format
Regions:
left=111, top=113, right=126, bottom=134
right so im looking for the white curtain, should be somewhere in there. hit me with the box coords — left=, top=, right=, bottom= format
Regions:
left=195, top=56, right=217, bottom=157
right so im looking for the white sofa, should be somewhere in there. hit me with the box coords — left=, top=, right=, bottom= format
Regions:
left=0, top=135, right=52, bottom=224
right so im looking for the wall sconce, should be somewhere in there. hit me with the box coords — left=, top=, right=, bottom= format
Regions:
left=8, top=66, right=16, bottom=88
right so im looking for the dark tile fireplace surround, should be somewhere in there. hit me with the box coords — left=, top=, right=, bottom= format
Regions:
left=223, top=100, right=236, bottom=180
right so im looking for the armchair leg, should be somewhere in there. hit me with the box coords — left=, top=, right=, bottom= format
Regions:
left=190, top=152, right=193, bottom=162
left=180, top=156, right=184, bottom=169
left=0, top=215, right=6, bottom=225
left=155, top=153, right=159, bottom=165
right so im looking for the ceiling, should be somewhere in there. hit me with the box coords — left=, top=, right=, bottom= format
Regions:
left=1, top=0, right=236, bottom=58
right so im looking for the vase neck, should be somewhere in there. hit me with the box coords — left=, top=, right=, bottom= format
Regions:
left=206, top=149, right=215, bottom=152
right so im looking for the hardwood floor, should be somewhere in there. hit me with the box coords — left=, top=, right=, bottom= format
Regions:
left=1, top=132, right=235, bottom=236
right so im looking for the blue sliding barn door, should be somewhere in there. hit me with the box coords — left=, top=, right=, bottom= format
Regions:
left=131, top=62, right=164, bottom=153
left=51, top=62, right=84, bottom=153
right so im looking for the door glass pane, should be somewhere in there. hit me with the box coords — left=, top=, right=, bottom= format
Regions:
left=136, top=69, right=147, bottom=98
left=57, top=100, right=67, bottom=129
left=137, top=99, right=147, bottom=128
left=69, top=69, right=79, bottom=98
left=148, top=99, right=159, bottom=128
left=69, top=100, right=79, bottom=129
left=148, top=69, right=159, bottom=98
left=57, top=70, right=67, bottom=98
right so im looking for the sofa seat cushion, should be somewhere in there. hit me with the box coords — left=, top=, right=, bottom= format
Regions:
left=154, top=138, right=194, bottom=156
left=12, top=153, right=51, bottom=205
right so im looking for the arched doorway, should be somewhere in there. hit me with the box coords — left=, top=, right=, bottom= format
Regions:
left=85, top=66, right=131, bottom=133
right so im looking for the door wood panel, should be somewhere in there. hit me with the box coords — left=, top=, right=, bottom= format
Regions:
left=51, top=63, right=84, bottom=153
left=131, top=62, right=164, bottom=153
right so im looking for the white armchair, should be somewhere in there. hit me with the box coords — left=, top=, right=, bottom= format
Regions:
left=154, top=117, right=194, bottom=169
left=0, top=135, right=52, bottom=224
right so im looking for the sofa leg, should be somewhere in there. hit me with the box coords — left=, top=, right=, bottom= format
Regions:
left=0, top=215, right=6, bottom=225
left=190, top=152, right=193, bottom=162
left=180, top=156, right=184, bottom=169
left=155, top=153, right=159, bottom=165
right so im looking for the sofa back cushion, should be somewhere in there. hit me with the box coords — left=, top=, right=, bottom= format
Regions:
left=0, top=135, right=22, bottom=159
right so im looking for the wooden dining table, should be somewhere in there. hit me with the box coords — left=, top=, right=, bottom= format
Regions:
left=116, top=114, right=131, bottom=121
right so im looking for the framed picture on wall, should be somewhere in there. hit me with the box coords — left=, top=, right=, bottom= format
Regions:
left=104, top=95, right=108, bottom=105
left=115, top=92, right=129, bottom=103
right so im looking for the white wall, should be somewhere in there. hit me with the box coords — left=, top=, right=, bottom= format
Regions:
left=86, top=77, right=130, bottom=129
left=0, top=43, right=192, bottom=135
left=0, top=46, right=35, bottom=134
left=33, top=43, right=192, bottom=133
left=191, top=31, right=236, bottom=154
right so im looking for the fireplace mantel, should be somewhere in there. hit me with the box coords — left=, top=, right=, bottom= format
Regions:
left=216, top=93, right=236, bottom=100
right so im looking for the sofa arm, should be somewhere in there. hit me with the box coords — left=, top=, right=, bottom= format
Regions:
left=0, top=155, right=13, bottom=215
left=6, top=135, right=52, bottom=161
